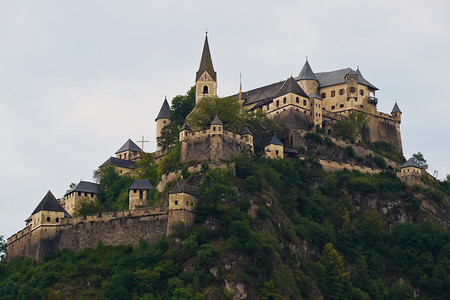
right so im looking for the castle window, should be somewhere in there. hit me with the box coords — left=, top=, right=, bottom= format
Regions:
left=175, top=200, right=178, bottom=205
left=186, top=201, right=188, bottom=205
left=91, top=193, right=94, bottom=197
left=303, top=99, right=306, bottom=106
left=339, top=89, right=344, bottom=95
left=360, top=105, right=364, bottom=108
left=191, top=203, right=193, bottom=207
left=133, top=189, right=136, bottom=193
left=78, top=192, right=81, bottom=196
left=321, top=93, right=326, bottom=98
left=331, top=105, right=335, bottom=110
left=276, top=100, right=279, bottom=107
left=119, top=154, right=122, bottom=159
left=296, top=97, right=299, bottom=103
left=283, top=97, right=286, bottom=104
left=202, top=85, right=209, bottom=94
left=47, top=217, right=50, bottom=222
left=56, top=218, right=59, bottom=222
left=331, top=90, right=336, bottom=97
left=350, top=87, right=356, bottom=93
left=340, top=104, right=344, bottom=108
left=360, top=89, right=364, bottom=96
left=276, top=150, right=279, bottom=155
left=124, top=153, right=127, bottom=159
left=213, top=126, right=216, bottom=131
left=139, top=191, right=143, bottom=199
left=163, top=120, right=167, bottom=124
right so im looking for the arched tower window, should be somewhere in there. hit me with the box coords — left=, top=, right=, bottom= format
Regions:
left=202, top=85, right=209, bottom=95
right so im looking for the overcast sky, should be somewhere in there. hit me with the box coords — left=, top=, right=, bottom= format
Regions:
left=1, top=0, right=449, bottom=239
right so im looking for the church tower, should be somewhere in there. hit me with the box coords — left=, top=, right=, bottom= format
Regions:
left=155, top=96, right=171, bottom=152
left=195, top=33, right=217, bottom=103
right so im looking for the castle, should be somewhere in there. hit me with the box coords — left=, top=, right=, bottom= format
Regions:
left=7, top=34, right=407, bottom=262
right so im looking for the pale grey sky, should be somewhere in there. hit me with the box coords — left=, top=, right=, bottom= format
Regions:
left=1, top=0, right=449, bottom=239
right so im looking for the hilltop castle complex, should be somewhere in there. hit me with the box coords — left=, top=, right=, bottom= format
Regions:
left=7, top=34, right=408, bottom=261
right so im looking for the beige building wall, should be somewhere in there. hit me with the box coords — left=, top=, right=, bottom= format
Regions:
left=30, top=210, right=65, bottom=230
left=196, top=71, right=217, bottom=103
left=167, top=192, right=196, bottom=234
left=116, top=150, right=141, bottom=162
left=129, top=189, right=148, bottom=210
left=297, top=79, right=319, bottom=96
left=265, top=144, right=284, bottom=159
left=311, top=97, right=324, bottom=128
left=63, top=192, right=97, bottom=215
left=156, top=118, right=170, bottom=152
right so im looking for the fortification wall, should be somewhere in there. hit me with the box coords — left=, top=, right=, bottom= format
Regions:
left=7, top=207, right=168, bottom=262
left=272, top=106, right=312, bottom=131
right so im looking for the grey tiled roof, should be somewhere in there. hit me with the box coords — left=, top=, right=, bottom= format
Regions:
left=391, top=102, right=402, bottom=114
left=180, top=123, right=191, bottom=132
left=309, top=92, right=322, bottom=100
left=196, top=35, right=216, bottom=81
left=298, top=60, right=318, bottom=81
left=155, top=98, right=171, bottom=121
left=100, top=157, right=137, bottom=169
left=211, top=115, right=223, bottom=125
left=169, top=180, right=195, bottom=195
left=269, top=134, right=284, bottom=146
left=401, top=158, right=421, bottom=168
left=309, top=68, right=378, bottom=90
left=32, top=191, right=66, bottom=215
left=116, top=139, right=143, bottom=154
left=242, top=81, right=285, bottom=106
left=130, top=179, right=153, bottom=190
left=65, top=181, right=98, bottom=196
left=275, top=76, right=308, bottom=98
left=241, top=127, right=254, bottom=136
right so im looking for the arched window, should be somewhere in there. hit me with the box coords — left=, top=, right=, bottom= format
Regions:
left=202, top=85, right=209, bottom=94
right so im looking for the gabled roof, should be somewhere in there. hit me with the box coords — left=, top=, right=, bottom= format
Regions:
left=309, top=92, right=322, bottom=100
left=241, top=127, right=253, bottom=136
left=196, top=34, right=216, bottom=81
left=275, top=76, right=308, bottom=98
left=65, top=181, right=98, bottom=196
left=116, top=139, right=143, bottom=154
left=311, top=68, right=378, bottom=90
left=100, top=157, right=137, bottom=169
left=130, top=179, right=153, bottom=190
left=211, top=115, right=223, bottom=125
left=155, top=97, right=171, bottom=121
left=269, top=134, right=284, bottom=146
left=298, top=60, right=318, bottom=81
left=32, top=191, right=66, bottom=215
left=180, top=123, right=191, bottom=132
left=401, top=158, right=421, bottom=168
left=391, top=102, right=402, bottom=114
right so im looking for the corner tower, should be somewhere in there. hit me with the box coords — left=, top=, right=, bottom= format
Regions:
left=297, top=59, right=319, bottom=96
left=195, top=33, right=217, bottom=103
left=155, top=96, right=171, bottom=152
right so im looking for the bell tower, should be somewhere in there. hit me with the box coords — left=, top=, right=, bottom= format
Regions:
left=195, top=33, right=217, bottom=104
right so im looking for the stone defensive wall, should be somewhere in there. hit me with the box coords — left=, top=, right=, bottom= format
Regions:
left=156, top=162, right=235, bottom=192
left=318, top=158, right=382, bottom=174
left=7, top=207, right=168, bottom=262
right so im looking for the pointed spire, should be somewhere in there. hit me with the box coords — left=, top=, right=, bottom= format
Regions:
left=116, top=139, right=143, bottom=154
left=211, top=115, right=223, bottom=125
left=32, top=191, right=66, bottom=215
left=298, top=59, right=318, bottom=81
left=275, top=76, right=308, bottom=98
left=391, top=102, right=402, bottom=114
left=269, top=134, right=284, bottom=146
left=155, top=97, right=171, bottom=121
left=196, top=34, right=216, bottom=81
left=241, top=126, right=253, bottom=136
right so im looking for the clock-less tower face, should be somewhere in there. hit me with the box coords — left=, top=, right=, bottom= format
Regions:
left=196, top=70, right=217, bottom=103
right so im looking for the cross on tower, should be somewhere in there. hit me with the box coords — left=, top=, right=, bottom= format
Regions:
left=137, top=135, right=149, bottom=151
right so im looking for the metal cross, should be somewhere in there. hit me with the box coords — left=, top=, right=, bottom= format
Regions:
left=137, top=135, right=149, bottom=151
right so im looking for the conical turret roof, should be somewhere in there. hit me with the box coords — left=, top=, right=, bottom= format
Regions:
left=391, top=102, right=402, bottom=114
left=275, top=76, right=308, bottom=98
left=32, top=191, right=66, bottom=215
left=115, top=139, right=143, bottom=154
left=269, top=134, right=284, bottom=146
left=211, top=115, right=223, bottom=125
left=180, top=123, right=192, bottom=132
left=298, top=60, right=318, bottom=81
left=155, top=97, right=171, bottom=121
left=196, top=34, right=216, bottom=81
left=241, top=127, right=253, bottom=136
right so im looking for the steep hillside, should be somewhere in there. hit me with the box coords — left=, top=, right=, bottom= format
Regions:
left=1, top=151, right=449, bottom=299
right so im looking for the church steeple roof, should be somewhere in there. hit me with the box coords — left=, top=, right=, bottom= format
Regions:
left=298, top=59, right=318, bottom=82
left=116, top=139, right=143, bottom=154
left=196, top=34, right=216, bottom=81
left=32, top=191, right=66, bottom=215
left=391, top=102, right=402, bottom=114
left=155, top=97, right=171, bottom=121
left=275, top=76, right=308, bottom=98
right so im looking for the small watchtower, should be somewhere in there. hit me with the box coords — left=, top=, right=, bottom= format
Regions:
left=210, top=115, right=223, bottom=135
left=391, top=102, right=402, bottom=124
left=167, top=181, right=196, bottom=234
left=28, top=191, right=68, bottom=230
left=129, top=179, right=153, bottom=210
left=265, top=134, right=284, bottom=159
left=116, top=139, right=143, bottom=161
left=155, top=97, right=171, bottom=152
left=179, top=123, right=192, bottom=142
left=241, top=127, right=254, bottom=152
left=297, top=59, right=319, bottom=96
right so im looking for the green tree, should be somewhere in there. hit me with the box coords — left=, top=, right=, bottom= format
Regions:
left=170, top=86, right=196, bottom=127
left=136, top=152, right=159, bottom=185
left=94, top=165, right=133, bottom=210
left=261, top=280, right=281, bottom=300
left=332, top=111, right=369, bottom=142
left=319, top=243, right=351, bottom=299
left=412, top=152, right=428, bottom=169
left=72, top=198, right=105, bottom=217
left=0, top=235, right=6, bottom=261
left=186, top=96, right=245, bottom=132
left=157, top=122, right=179, bottom=152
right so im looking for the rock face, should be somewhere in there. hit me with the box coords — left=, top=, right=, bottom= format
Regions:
left=224, top=279, right=247, bottom=300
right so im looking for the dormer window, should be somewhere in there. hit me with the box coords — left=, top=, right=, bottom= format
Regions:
left=203, top=85, right=209, bottom=94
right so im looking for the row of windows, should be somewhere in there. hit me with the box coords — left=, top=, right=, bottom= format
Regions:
left=132, top=189, right=145, bottom=199
left=330, top=104, right=364, bottom=110
left=321, top=88, right=364, bottom=98
left=174, top=200, right=194, bottom=207
left=276, top=97, right=312, bottom=108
